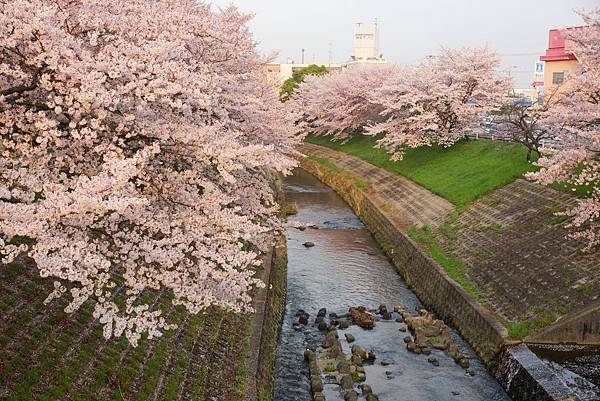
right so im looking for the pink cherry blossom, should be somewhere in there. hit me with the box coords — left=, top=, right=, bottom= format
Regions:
left=0, top=0, right=300, bottom=345
left=294, top=47, right=511, bottom=160
left=294, top=64, right=399, bottom=137
left=367, top=47, right=511, bottom=160
left=528, top=8, right=600, bottom=250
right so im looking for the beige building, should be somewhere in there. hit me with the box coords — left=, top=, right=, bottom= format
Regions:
left=352, top=23, right=382, bottom=62
left=539, top=28, right=580, bottom=96
left=263, top=60, right=343, bottom=85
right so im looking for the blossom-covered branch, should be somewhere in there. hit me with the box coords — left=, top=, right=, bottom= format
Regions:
left=0, top=0, right=300, bottom=345
left=528, top=8, right=600, bottom=249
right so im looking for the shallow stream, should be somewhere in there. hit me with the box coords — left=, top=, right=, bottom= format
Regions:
left=273, top=169, right=511, bottom=401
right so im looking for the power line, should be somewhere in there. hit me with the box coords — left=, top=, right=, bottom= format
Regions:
left=499, top=52, right=541, bottom=56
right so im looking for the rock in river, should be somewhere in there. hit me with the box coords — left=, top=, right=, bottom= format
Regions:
left=345, top=390, right=359, bottom=401
left=322, top=331, right=338, bottom=349
left=381, top=358, right=394, bottom=366
left=349, top=307, right=375, bottom=329
left=304, top=349, right=316, bottom=362
left=428, top=356, right=440, bottom=366
left=340, top=374, right=354, bottom=390
left=317, top=320, right=328, bottom=332
left=337, top=359, right=351, bottom=374
left=458, top=357, right=470, bottom=369
left=310, top=377, right=323, bottom=393
left=303, top=241, right=315, bottom=248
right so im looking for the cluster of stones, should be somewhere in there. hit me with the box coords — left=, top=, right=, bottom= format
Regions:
left=396, top=306, right=471, bottom=369
left=303, top=307, right=380, bottom=401
left=300, top=304, right=474, bottom=400
left=291, top=221, right=320, bottom=231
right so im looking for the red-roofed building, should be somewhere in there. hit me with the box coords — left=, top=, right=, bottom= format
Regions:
left=539, top=28, right=580, bottom=90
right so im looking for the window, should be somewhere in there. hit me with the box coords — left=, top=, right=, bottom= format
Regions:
left=552, top=72, right=565, bottom=85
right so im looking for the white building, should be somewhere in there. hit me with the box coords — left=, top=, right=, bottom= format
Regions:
left=263, top=21, right=386, bottom=84
left=351, top=23, right=385, bottom=63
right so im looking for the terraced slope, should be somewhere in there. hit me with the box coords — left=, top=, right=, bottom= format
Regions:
left=0, top=258, right=252, bottom=401
left=435, top=180, right=600, bottom=337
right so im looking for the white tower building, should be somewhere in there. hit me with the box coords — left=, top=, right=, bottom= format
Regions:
left=351, top=22, right=386, bottom=64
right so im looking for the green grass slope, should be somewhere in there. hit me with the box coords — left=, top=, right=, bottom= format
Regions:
left=306, top=135, right=537, bottom=207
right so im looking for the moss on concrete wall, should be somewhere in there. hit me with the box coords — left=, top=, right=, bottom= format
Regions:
left=256, top=239, right=287, bottom=401
left=244, top=174, right=288, bottom=401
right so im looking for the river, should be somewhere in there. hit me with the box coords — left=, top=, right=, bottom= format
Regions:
left=273, top=169, right=511, bottom=401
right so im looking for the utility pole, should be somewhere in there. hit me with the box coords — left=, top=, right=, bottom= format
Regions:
left=301, top=49, right=305, bottom=64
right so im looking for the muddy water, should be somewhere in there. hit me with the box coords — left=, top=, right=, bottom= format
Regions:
left=273, top=169, right=511, bottom=401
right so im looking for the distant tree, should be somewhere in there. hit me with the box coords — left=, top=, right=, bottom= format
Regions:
left=367, top=47, right=512, bottom=160
left=494, top=92, right=559, bottom=162
left=280, top=64, right=329, bottom=101
left=294, top=64, right=397, bottom=135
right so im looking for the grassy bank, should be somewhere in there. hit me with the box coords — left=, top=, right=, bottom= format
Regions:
left=306, top=135, right=537, bottom=207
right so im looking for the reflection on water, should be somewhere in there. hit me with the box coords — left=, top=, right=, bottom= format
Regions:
left=273, top=169, right=510, bottom=401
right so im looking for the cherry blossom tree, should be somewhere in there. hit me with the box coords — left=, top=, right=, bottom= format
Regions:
left=0, top=0, right=300, bottom=345
left=294, top=64, right=399, bottom=138
left=528, top=8, right=600, bottom=249
left=294, top=47, right=510, bottom=160
left=493, top=89, right=560, bottom=162
left=367, top=47, right=512, bottom=160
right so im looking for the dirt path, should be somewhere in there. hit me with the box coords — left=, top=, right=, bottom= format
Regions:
left=299, top=143, right=455, bottom=231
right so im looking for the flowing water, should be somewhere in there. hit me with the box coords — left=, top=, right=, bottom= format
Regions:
left=530, top=344, right=600, bottom=400
left=273, top=169, right=511, bottom=401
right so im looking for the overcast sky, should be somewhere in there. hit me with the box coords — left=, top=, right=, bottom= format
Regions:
left=210, top=0, right=597, bottom=87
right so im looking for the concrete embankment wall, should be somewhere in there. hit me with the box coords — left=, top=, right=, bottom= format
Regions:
left=255, top=239, right=287, bottom=401
left=497, top=345, right=581, bottom=401
left=245, top=177, right=288, bottom=401
left=528, top=300, right=600, bottom=346
left=299, top=156, right=507, bottom=368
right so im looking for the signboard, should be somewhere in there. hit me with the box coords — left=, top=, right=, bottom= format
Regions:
left=535, top=62, right=544, bottom=73
left=533, top=61, right=545, bottom=87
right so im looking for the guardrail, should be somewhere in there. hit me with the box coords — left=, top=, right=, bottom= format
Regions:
left=466, top=130, right=563, bottom=149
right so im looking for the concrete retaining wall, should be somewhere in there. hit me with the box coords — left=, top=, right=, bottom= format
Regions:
left=496, top=345, right=581, bottom=401
left=299, top=157, right=508, bottom=368
left=528, top=300, right=600, bottom=345
left=244, top=177, right=288, bottom=401
left=255, top=239, right=287, bottom=401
